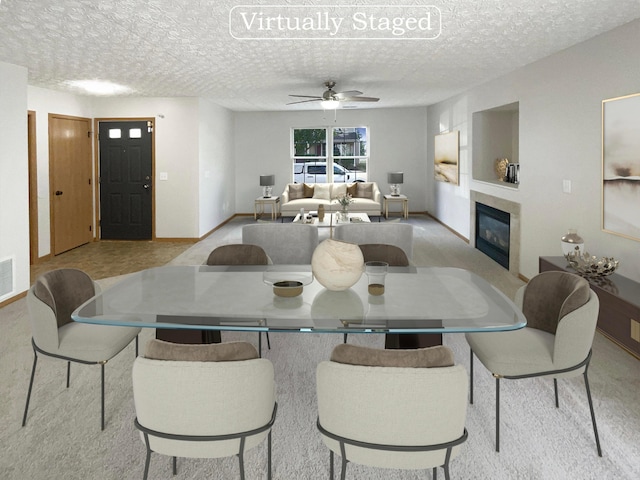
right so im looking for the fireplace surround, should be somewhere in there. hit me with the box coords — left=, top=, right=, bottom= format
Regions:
left=470, top=191, right=520, bottom=276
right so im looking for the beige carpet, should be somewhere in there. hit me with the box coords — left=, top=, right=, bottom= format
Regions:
left=1, top=215, right=638, bottom=479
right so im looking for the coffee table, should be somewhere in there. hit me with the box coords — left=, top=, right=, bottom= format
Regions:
left=293, top=212, right=370, bottom=227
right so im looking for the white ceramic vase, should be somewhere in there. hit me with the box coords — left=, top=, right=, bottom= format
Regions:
left=311, top=239, right=364, bottom=291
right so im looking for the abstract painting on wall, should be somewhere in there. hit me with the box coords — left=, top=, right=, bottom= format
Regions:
left=602, top=93, right=640, bottom=242
left=434, top=130, right=459, bottom=185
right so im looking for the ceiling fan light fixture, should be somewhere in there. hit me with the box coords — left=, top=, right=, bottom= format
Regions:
left=321, top=99, right=340, bottom=110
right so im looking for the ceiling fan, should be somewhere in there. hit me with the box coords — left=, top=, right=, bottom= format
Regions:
left=287, top=81, right=379, bottom=107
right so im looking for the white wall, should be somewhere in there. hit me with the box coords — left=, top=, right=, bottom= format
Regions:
left=27, top=86, right=93, bottom=257
left=198, top=98, right=235, bottom=236
left=234, top=107, right=428, bottom=213
left=428, top=19, right=640, bottom=282
left=0, top=62, right=29, bottom=299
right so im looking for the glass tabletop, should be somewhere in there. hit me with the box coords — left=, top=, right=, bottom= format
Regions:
left=72, top=265, right=526, bottom=334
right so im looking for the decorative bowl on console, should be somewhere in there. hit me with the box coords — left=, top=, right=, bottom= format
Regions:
left=565, top=251, right=619, bottom=278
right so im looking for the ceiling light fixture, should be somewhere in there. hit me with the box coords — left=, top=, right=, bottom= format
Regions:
left=65, top=79, right=132, bottom=96
left=321, top=99, right=340, bottom=110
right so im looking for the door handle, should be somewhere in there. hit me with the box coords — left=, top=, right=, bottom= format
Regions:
left=143, top=184, right=150, bottom=189
left=55, top=190, right=63, bottom=196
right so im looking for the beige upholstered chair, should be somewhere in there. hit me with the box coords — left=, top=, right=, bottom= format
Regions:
left=465, top=271, right=602, bottom=456
left=132, top=340, right=277, bottom=480
left=242, top=223, right=319, bottom=264
left=316, top=344, right=468, bottom=480
left=206, top=244, right=272, bottom=352
left=23, top=268, right=140, bottom=430
left=333, top=223, right=414, bottom=260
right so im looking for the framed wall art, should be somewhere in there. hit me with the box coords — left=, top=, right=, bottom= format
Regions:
left=434, top=130, right=459, bottom=185
left=602, top=92, right=640, bottom=242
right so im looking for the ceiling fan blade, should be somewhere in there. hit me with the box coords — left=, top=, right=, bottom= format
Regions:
left=286, top=98, right=322, bottom=105
left=334, top=90, right=362, bottom=99
left=340, top=96, right=379, bottom=102
left=288, top=94, right=323, bottom=99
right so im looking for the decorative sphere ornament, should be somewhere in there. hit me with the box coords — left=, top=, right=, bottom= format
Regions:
left=311, top=239, right=364, bottom=291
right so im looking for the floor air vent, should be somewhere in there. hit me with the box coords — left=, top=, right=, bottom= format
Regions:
left=0, top=257, right=14, bottom=298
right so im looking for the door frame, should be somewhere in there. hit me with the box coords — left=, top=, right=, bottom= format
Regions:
left=93, top=117, right=156, bottom=240
left=28, top=111, right=39, bottom=264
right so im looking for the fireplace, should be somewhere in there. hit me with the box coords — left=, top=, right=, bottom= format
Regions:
left=470, top=191, right=521, bottom=276
left=475, top=203, right=510, bottom=269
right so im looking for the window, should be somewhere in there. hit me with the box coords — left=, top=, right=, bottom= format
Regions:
left=292, top=127, right=368, bottom=184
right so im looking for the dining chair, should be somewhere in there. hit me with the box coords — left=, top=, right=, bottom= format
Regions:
left=132, top=339, right=277, bottom=480
left=22, top=268, right=140, bottom=430
left=465, top=271, right=602, bottom=456
left=206, top=243, right=272, bottom=352
left=316, top=344, right=468, bottom=480
left=242, top=223, right=318, bottom=264
left=333, top=223, right=414, bottom=260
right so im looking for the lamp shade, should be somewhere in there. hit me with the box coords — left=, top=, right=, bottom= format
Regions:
left=260, top=174, right=275, bottom=186
left=387, top=172, right=404, bottom=184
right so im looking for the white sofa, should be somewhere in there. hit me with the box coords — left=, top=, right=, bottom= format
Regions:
left=280, top=182, right=381, bottom=218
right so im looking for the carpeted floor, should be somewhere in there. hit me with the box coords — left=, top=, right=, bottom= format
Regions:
left=1, top=215, right=638, bottom=479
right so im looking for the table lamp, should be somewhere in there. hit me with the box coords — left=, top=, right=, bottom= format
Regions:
left=387, top=172, right=404, bottom=196
left=260, top=174, right=275, bottom=198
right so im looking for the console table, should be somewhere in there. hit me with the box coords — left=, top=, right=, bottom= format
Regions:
left=539, top=256, right=640, bottom=359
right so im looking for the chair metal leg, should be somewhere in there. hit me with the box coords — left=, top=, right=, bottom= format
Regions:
left=267, top=430, right=272, bottom=480
left=101, top=363, right=105, bottom=431
left=266, top=332, right=271, bottom=350
left=22, top=351, right=38, bottom=427
left=343, top=333, right=348, bottom=344
left=469, top=347, right=474, bottom=405
left=433, top=467, right=437, bottom=479
left=258, top=333, right=262, bottom=357
left=66, top=361, right=71, bottom=388
left=340, top=457, right=347, bottom=480
left=238, top=437, right=246, bottom=480
left=135, top=335, right=139, bottom=357
left=554, top=378, right=559, bottom=408
left=329, top=450, right=334, bottom=480
left=583, top=371, right=603, bottom=456
left=495, top=376, right=500, bottom=452
left=142, top=433, right=152, bottom=480
left=172, top=456, right=177, bottom=475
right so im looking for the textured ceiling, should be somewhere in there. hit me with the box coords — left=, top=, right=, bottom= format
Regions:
left=1, top=0, right=639, bottom=111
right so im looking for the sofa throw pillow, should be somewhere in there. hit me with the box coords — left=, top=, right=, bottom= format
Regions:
left=330, top=343, right=455, bottom=368
left=144, top=339, right=259, bottom=362
left=288, top=183, right=304, bottom=200
left=303, top=183, right=315, bottom=198
left=332, top=183, right=347, bottom=199
left=346, top=183, right=358, bottom=197
left=355, top=182, right=373, bottom=199
left=313, top=183, right=331, bottom=200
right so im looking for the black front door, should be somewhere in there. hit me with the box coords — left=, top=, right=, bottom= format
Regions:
left=99, top=121, right=152, bottom=240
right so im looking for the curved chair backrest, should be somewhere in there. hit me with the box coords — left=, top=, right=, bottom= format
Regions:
left=242, top=224, right=318, bottom=264
left=515, top=271, right=598, bottom=373
left=317, top=346, right=468, bottom=471
left=206, top=244, right=270, bottom=266
left=28, top=268, right=97, bottom=352
left=333, top=223, right=413, bottom=260
left=133, top=342, right=276, bottom=459
left=358, top=244, right=409, bottom=266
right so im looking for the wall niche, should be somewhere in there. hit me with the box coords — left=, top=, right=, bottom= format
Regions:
left=472, top=102, right=519, bottom=188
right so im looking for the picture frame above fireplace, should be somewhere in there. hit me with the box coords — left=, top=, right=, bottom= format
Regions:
left=602, top=92, right=640, bottom=242
left=434, top=130, right=459, bottom=185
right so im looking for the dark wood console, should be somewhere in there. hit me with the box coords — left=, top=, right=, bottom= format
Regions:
left=539, top=256, right=640, bottom=359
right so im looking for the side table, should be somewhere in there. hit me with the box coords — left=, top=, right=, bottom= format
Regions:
left=383, top=194, right=408, bottom=219
left=254, top=196, right=280, bottom=220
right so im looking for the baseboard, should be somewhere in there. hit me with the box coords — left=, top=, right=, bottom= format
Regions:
left=0, top=290, right=27, bottom=309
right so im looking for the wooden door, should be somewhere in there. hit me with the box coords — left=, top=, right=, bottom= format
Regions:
left=98, top=121, right=153, bottom=240
left=49, top=114, right=93, bottom=255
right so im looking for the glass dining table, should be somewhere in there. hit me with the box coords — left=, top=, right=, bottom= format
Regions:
left=72, top=265, right=526, bottom=344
